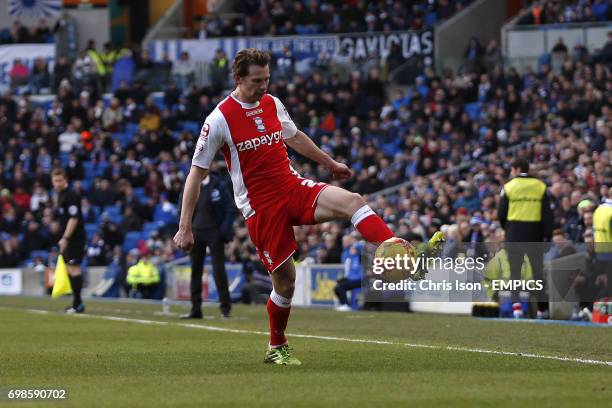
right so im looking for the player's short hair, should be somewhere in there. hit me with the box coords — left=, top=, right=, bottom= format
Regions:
left=51, top=167, right=67, bottom=179
left=232, top=48, right=271, bottom=78
left=511, top=157, right=529, bottom=173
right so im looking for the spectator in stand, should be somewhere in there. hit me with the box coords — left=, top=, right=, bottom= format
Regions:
left=134, top=49, right=155, bottom=86
left=86, top=232, right=107, bottom=266
left=119, top=205, right=143, bottom=235
left=58, top=124, right=80, bottom=153
left=518, top=0, right=611, bottom=25
left=90, top=179, right=115, bottom=208
left=9, top=59, right=30, bottom=92
left=102, top=98, right=123, bottom=132
left=139, top=108, right=160, bottom=132
left=29, top=57, right=50, bottom=94
left=195, top=19, right=209, bottom=39
left=464, top=37, right=484, bottom=74
left=8, top=21, right=30, bottom=43
left=34, top=19, right=52, bottom=42
left=273, top=45, right=295, bottom=80
left=52, top=56, right=72, bottom=92
left=209, top=49, right=229, bottom=93
left=594, top=31, right=612, bottom=63
left=172, top=51, right=195, bottom=91
left=334, top=234, right=364, bottom=312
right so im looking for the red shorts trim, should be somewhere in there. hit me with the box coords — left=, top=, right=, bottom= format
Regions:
left=246, top=179, right=328, bottom=272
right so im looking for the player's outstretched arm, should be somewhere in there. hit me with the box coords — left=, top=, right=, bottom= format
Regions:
left=286, top=130, right=352, bottom=180
left=174, top=165, right=209, bottom=251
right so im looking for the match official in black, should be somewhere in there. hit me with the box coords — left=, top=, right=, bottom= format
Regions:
left=178, top=172, right=235, bottom=319
left=498, top=158, right=553, bottom=317
left=52, top=168, right=87, bottom=313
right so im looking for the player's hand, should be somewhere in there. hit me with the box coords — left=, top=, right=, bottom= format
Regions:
left=58, top=238, right=67, bottom=254
left=173, top=228, right=194, bottom=252
left=330, top=161, right=352, bottom=181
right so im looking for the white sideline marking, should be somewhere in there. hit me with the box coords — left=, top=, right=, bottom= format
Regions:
left=3, top=307, right=611, bottom=367
left=73, top=314, right=169, bottom=326
left=25, top=308, right=50, bottom=315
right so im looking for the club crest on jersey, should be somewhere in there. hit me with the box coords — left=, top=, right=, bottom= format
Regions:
left=253, top=116, right=266, bottom=133
left=196, top=123, right=210, bottom=153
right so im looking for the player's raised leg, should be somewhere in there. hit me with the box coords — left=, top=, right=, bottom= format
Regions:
left=263, top=257, right=301, bottom=365
left=314, top=186, right=394, bottom=243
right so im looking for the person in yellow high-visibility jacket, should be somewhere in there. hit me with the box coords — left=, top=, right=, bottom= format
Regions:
left=592, top=192, right=612, bottom=298
left=126, top=247, right=160, bottom=299
left=484, top=248, right=532, bottom=300
left=498, top=157, right=553, bottom=315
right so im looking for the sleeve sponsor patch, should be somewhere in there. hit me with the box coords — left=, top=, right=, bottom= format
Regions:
left=68, top=205, right=79, bottom=216
left=201, top=123, right=210, bottom=141
left=196, top=123, right=210, bottom=153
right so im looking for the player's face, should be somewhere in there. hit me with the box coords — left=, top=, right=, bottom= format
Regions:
left=51, top=175, right=67, bottom=192
left=237, top=64, right=270, bottom=103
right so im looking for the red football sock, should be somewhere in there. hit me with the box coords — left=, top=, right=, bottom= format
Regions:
left=267, top=290, right=292, bottom=348
left=352, top=205, right=394, bottom=243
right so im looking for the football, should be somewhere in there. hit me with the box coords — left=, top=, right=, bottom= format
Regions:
left=374, top=237, right=418, bottom=282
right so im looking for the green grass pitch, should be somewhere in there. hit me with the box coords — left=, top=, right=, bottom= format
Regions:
left=0, top=296, right=610, bottom=407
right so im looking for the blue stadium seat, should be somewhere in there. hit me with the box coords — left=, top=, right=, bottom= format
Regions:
left=111, top=56, right=135, bottom=92
left=142, top=221, right=163, bottom=238
left=0, top=29, right=10, bottom=42
left=42, top=99, right=53, bottom=112
left=152, top=93, right=166, bottom=110
left=30, top=250, right=49, bottom=261
left=122, top=231, right=143, bottom=252
left=94, top=162, right=109, bottom=178
left=102, top=94, right=111, bottom=108
left=121, top=133, right=133, bottom=147
left=85, top=223, right=98, bottom=240
left=296, top=25, right=310, bottom=35
left=103, top=205, right=121, bottom=217
left=153, top=204, right=177, bottom=225
left=112, top=132, right=132, bottom=148
left=182, top=121, right=200, bottom=134
left=133, top=187, right=147, bottom=202
left=79, top=179, right=90, bottom=192
left=465, top=102, right=481, bottom=121
left=126, top=123, right=140, bottom=135
left=59, top=152, right=70, bottom=166
left=538, top=52, right=551, bottom=72
left=424, top=12, right=438, bottom=27
left=82, top=161, right=95, bottom=176
left=102, top=206, right=122, bottom=225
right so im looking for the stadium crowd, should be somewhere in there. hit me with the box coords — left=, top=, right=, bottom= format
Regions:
left=0, top=21, right=609, bottom=301
left=196, top=0, right=473, bottom=38
left=517, top=0, right=611, bottom=25
left=0, top=19, right=55, bottom=44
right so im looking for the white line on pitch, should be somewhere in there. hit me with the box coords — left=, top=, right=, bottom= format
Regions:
left=4, top=307, right=612, bottom=367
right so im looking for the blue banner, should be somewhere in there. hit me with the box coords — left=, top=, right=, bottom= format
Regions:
left=147, top=30, right=432, bottom=64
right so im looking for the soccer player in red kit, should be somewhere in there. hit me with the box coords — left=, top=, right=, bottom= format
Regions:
left=174, top=48, right=395, bottom=365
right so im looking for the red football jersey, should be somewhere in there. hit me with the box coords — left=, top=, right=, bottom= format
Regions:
left=192, top=93, right=299, bottom=219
